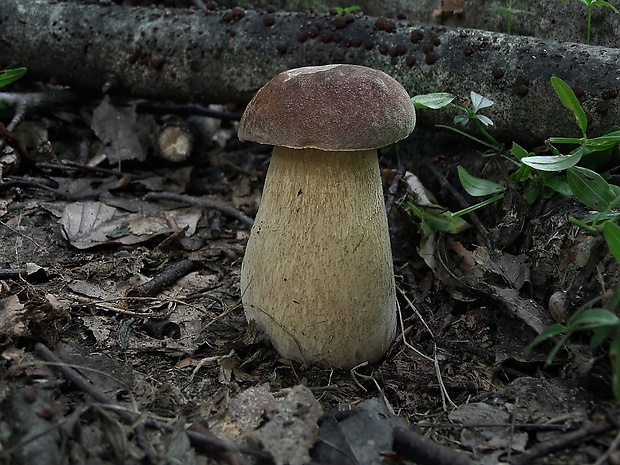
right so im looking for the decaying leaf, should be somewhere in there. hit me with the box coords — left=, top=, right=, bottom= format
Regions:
left=0, top=294, right=26, bottom=338
left=60, top=201, right=202, bottom=249
left=313, top=397, right=407, bottom=465
left=91, top=96, right=151, bottom=163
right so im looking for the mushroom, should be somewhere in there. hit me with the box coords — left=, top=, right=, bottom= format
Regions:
left=238, top=64, right=416, bottom=368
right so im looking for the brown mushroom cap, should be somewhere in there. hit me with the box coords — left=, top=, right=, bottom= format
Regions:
left=238, top=64, right=416, bottom=151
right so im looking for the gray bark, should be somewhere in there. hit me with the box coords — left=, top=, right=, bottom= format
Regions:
left=0, top=0, right=619, bottom=145
left=219, top=0, right=620, bottom=47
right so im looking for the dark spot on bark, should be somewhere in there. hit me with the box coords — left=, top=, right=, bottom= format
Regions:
left=378, top=44, right=389, bottom=55
left=573, top=86, right=585, bottom=100
left=492, top=68, right=505, bottom=79
left=331, top=32, right=342, bottom=43
left=333, top=15, right=347, bottom=29
left=307, top=26, right=319, bottom=38
left=515, top=84, right=529, bottom=96
left=463, top=45, right=474, bottom=56
left=276, top=44, right=287, bottom=54
left=263, top=14, right=275, bottom=27
left=320, top=32, right=333, bottom=43
left=602, top=88, right=618, bottom=100
left=232, top=7, right=245, bottom=20
left=397, top=12, right=407, bottom=20
left=410, top=29, right=424, bottom=44
left=344, top=12, right=355, bottom=24
left=425, top=52, right=437, bottom=65
left=375, top=17, right=396, bottom=33
left=432, top=35, right=441, bottom=46
left=405, top=56, right=416, bottom=67
left=346, top=37, right=362, bottom=47
left=422, top=44, right=433, bottom=54
left=364, top=41, right=375, bottom=50
left=596, top=101, right=609, bottom=115
left=297, top=33, right=307, bottom=43
left=515, top=74, right=529, bottom=86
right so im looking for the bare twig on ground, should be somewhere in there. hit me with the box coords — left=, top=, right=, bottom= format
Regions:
left=509, top=421, right=616, bottom=465
left=393, top=426, right=475, bottom=465
left=127, top=258, right=195, bottom=298
left=145, top=192, right=254, bottom=226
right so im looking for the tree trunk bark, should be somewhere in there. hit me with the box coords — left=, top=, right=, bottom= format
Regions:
left=1, top=0, right=619, bottom=145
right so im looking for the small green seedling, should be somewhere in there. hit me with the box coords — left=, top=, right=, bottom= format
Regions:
left=411, top=91, right=501, bottom=151
left=334, top=5, right=361, bottom=14
left=406, top=167, right=504, bottom=236
left=496, top=0, right=535, bottom=34
left=560, top=0, right=619, bottom=44
left=0, top=67, right=26, bottom=114
left=0, top=67, right=26, bottom=89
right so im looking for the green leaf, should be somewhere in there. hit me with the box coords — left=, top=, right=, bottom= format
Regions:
left=592, top=0, right=619, bottom=12
left=521, top=151, right=583, bottom=172
left=567, top=308, right=619, bottom=329
left=411, top=93, right=454, bottom=109
left=584, top=130, right=620, bottom=151
left=406, top=202, right=470, bottom=234
left=523, top=323, right=568, bottom=357
left=544, top=175, right=572, bottom=197
left=511, top=164, right=531, bottom=183
left=453, top=114, right=470, bottom=126
left=496, top=6, right=535, bottom=14
left=603, top=221, right=620, bottom=262
left=511, top=142, right=531, bottom=160
left=567, top=166, right=617, bottom=211
left=551, top=76, right=588, bottom=136
left=457, top=166, right=505, bottom=197
left=590, top=326, right=615, bottom=350
left=470, top=91, right=494, bottom=112
left=0, top=67, right=26, bottom=89
left=476, top=114, right=494, bottom=127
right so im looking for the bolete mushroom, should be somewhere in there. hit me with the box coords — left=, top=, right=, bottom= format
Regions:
left=238, top=64, right=416, bottom=368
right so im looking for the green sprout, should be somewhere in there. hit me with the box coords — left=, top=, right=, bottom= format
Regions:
left=496, top=0, right=535, bottom=34
left=560, top=0, right=619, bottom=43
left=411, top=91, right=502, bottom=151
left=333, top=5, right=361, bottom=15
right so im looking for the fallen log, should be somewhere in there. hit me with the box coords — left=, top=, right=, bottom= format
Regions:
left=0, top=0, right=619, bottom=145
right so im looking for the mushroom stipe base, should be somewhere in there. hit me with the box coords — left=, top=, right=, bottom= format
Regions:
left=240, top=147, right=397, bottom=368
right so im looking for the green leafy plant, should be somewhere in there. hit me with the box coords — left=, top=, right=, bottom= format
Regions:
left=334, top=5, right=361, bottom=14
left=411, top=91, right=501, bottom=151
left=496, top=0, right=535, bottom=34
left=0, top=67, right=26, bottom=114
left=524, top=238, right=620, bottom=399
left=560, top=0, right=619, bottom=43
left=0, top=67, right=26, bottom=89
left=405, top=166, right=505, bottom=236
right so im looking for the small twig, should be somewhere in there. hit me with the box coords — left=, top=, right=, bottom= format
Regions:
left=509, top=421, right=615, bottom=465
left=33, top=343, right=274, bottom=464
left=37, top=161, right=138, bottom=179
left=145, top=192, right=254, bottom=227
left=127, top=259, right=195, bottom=298
left=393, top=427, right=475, bottom=465
left=385, top=165, right=406, bottom=214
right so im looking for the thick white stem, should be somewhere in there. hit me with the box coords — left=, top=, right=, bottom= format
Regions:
left=241, top=146, right=397, bottom=368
